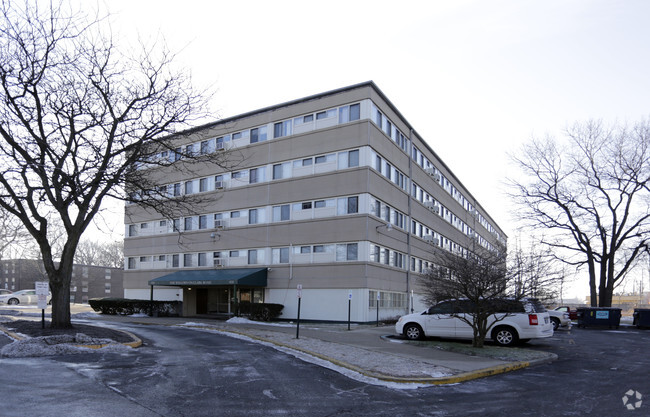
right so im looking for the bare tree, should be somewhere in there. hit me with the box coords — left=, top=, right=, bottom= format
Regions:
left=508, top=236, right=566, bottom=304
left=0, top=207, right=31, bottom=260
left=74, top=238, right=123, bottom=268
left=0, top=1, right=223, bottom=328
left=509, top=120, right=650, bottom=307
left=419, top=243, right=512, bottom=347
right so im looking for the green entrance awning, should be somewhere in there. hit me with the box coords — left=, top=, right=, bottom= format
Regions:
left=148, top=268, right=268, bottom=287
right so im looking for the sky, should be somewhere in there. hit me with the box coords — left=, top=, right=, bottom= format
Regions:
left=88, top=0, right=650, bottom=298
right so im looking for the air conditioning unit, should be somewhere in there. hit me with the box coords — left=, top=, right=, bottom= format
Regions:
left=216, top=142, right=225, bottom=151
left=433, top=173, right=441, bottom=182
left=213, top=259, right=224, bottom=267
left=214, top=220, right=225, bottom=229
left=215, top=181, right=224, bottom=189
left=432, top=205, right=440, bottom=214
left=422, top=268, right=432, bottom=275
left=424, top=201, right=435, bottom=209
left=424, top=167, right=435, bottom=175
left=423, top=235, right=434, bottom=242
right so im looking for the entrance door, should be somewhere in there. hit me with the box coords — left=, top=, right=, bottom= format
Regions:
left=196, top=289, right=208, bottom=314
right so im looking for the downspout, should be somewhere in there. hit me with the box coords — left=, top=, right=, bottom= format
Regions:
left=407, top=129, right=414, bottom=313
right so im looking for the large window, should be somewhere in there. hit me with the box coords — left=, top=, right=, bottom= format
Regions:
left=337, top=196, right=358, bottom=215
left=248, top=250, right=258, bottom=264
left=272, top=247, right=289, bottom=264
left=273, top=120, right=292, bottom=138
left=339, top=103, right=360, bottom=123
left=249, top=208, right=258, bottom=225
left=336, top=243, right=358, bottom=261
left=250, top=126, right=268, bottom=143
left=272, top=204, right=290, bottom=221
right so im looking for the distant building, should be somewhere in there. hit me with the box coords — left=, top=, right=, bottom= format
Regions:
left=123, top=82, right=507, bottom=321
left=0, top=259, right=123, bottom=303
left=585, top=293, right=650, bottom=310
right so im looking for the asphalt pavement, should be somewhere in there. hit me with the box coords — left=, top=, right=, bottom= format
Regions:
left=0, top=304, right=558, bottom=385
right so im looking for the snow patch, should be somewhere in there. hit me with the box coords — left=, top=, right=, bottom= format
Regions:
left=225, top=317, right=294, bottom=327
left=0, top=333, right=130, bottom=358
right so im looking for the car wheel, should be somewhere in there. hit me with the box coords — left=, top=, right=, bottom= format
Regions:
left=7, top=298, right=19, bottom=305
left=492, top=326, right=518, bottom=347
left=404, top=323, right=424, bottom=340
left=551, top=317, right=560, bottom=331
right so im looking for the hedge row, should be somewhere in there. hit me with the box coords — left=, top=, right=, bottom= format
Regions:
left=237, top=301, right=283, bottom=321
left=89, top=298, right=182, bottom=316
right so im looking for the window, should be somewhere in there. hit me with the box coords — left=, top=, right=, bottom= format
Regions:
left=158, top=255, right=166, bottom=261
left=230, top=211, right=241, bottom=218
left=199, top=178, right=208, bottom=192
left=300, top=246, right=311, bottom=254
left=173, top=183, right=181, bottom=196
left=301, top=201, right=312, bottom=210
left=250, top=126, right=268, bottom=143
left=173, top=147, right=182, bottom=162
left=337, top=243, right=358, bottom=261
left=273, top=120, right=292, bottom=138
left=173, top=218, right=181, bottom=232
left=316, top=108, right=336, bottom=120
left=273, top=164, right=286, bottom=180
left=294, top=114, right=313, bottom=124
left=128, top=225, right=137, bottom=237
left=248, top=250, right=258, bottom=264
left=198, top=253, right=207, bottom=267
left=172, top=254, right=179, bottom=267
left=185, top=144, right=196, bottom=157
left=200, top=140, right=210, bottom=155
left=139, top=256, right=149, bottom=262
left=315, top=153, right=335, bottom=164
left=338, top=149, right=359, bottom=169
left=184, top=217, right=193, bottom=231
left=272, top=247, right=289, bottom=264
left=185, top=181, right=193, bottom=195
left=249, top=208, right=258, bottom=225
left=273, top=204, right=290, bottom=221
left=338, top=196, right=358, bottom=215
left=140, top=223, right=148, bottom=229
left=229, top=251, right=239, bottom=257
left=199, top=215, right=207, bottom=230
left=127, top=257, right=136, bottom=269
left=232, top=171, right=246, bottom=180
left=338, top=103, right=360, bottom=123
left=313, top=245, right=326, bottom=253
left=184, top=254, right=193, bottom=267
left=249, top=167, right=263, bottom=184
left=314, top=199, right=334, bottom=209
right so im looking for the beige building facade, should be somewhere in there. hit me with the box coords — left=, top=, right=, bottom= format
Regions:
left=123, top=82, right=507, bottom=322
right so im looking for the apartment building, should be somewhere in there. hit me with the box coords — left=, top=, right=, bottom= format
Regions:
left=123, top=81, right=507, bottom=322
left=1, top=259, right=123, bottom=303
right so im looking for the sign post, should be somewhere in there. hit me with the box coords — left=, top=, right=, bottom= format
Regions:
left=376, top=292, right=380, bottom=327
left=296, top=285, right=302, bottom=339
left=35, top=281, right=49, bottom=329
left=348, top=292, right=352, bottom=331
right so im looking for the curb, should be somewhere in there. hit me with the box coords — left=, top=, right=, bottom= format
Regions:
left=0, top=324, right=142, bottom=349
left=178, top=324, right=557, bottom=385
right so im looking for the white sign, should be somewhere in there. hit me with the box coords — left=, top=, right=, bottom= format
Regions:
left=297, top=284, right=302, bottom=299
left=35, top=281, right=49, bottom=309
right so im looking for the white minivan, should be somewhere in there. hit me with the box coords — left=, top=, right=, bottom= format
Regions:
left=395, top=298, right=553, bottom=346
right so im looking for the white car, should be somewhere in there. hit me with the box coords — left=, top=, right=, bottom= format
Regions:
left=0, top=289, right=52, bottom=306
left=547, top=309, right=571, bottom=330
left=395, top=298, right=554, bottom=346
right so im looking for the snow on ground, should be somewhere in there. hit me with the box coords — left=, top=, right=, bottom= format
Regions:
left=0, top=334, right=132, bottom=358
left=225, top=317, right=294, bottom=327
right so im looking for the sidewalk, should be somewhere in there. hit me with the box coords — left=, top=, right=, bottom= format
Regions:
left=1, top=305, right=556, bottom=385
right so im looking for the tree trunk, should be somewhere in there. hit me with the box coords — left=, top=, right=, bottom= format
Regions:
left=588, top=259, right=598, bottom=307
left=50, top=279, right=72, bottom=329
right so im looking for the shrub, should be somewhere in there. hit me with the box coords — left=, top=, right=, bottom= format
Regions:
left=238, top=301, right=283, bottom=321
left=88, top=298, right=182, bottom=317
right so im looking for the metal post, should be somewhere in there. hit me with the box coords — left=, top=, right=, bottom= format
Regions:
left=41, top=308, right=45, bottom=329
left=296, top=297, right=301, bottom=339
left=348, top=298, right=351, bottom=331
